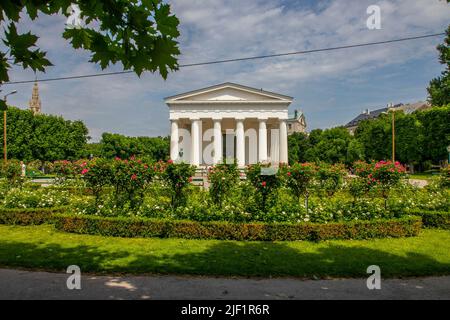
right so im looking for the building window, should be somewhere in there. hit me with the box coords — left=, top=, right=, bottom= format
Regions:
left=288, top=124, right=292, bottom=130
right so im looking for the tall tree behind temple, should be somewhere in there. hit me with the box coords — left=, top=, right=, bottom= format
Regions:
left=99, top=132, right=169, bottom=161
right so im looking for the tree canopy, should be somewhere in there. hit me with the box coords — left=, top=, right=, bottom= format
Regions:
left=1, top=0, right=180, bottom=109
left=428, top=25, right=450, bottom=106
left=99, top=132, right=169, bottom=161
left=288, top=106, right=450, bottom=168
left=0, top=107, right=89, bottom=161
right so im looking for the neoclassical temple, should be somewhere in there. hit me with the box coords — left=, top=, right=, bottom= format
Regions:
left=165, top=83, right=293, bottom=167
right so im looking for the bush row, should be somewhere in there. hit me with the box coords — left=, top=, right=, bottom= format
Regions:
left=410, top=209, right=450, bottom=230
left=0, top=207, right=68, bottom=225
left=52, top=214, right=422, bottom=241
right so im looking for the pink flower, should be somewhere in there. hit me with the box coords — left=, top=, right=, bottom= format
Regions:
left=261, top=181, right=266, bottom=187
left=168, top=159, right=174, bottom=164
left=188, top=177, right=193, bottom=182
left=287, top=172, right=291, bottom=176
left=81, top=168, right=89, bottom=175
left=131, top=174, right=137, bottom=180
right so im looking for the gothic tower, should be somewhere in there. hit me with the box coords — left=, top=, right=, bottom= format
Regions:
left=28, top=81, right=41, bottom=115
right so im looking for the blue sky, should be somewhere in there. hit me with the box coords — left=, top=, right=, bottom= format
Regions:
left=2, top=0, right=450, bottom=141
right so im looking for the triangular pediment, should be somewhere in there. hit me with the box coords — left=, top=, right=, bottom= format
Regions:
left=165, top=82, right=293, bottom=103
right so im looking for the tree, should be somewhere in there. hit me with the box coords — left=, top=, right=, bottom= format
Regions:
left=288, top=132, right=309, bottom=164
left=394, top=112, right=424, bottom=166
left=416, top=106, right=450, bottom=163
left=0, top=107, right=89, bottom=161
left=428, top=25, right=450, bottom=106
left=99, top=132, right=169, bottom=161
left=1, top=0, right=180, bottom=109
left=347, top=139, right=365, bottom=164
left=354, top=117, right=390, bottom=161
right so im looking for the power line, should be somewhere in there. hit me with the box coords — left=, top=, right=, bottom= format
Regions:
left=2, top=32, right=445, bottom=85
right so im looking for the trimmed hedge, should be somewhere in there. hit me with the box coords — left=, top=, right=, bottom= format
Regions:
left=410, top=210, right=450, bottom=230
left=53, top=214, right=422, bottom=241
left=0, top=207, right=68, bottom=225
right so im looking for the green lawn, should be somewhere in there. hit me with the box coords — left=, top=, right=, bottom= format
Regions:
left=0, top=224, right=450, bottom=278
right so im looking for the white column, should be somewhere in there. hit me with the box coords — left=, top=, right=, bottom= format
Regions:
left=170, top=120, right=179, bottom=161
left=258, top=119, right=268, bottom=163
left=279, top=119, right=288, bottom=164
left=213, top=119, right=222, bottom=164
left=236, top=119, right=245, bottom=167
left=190, top=119, right=201, bottom=166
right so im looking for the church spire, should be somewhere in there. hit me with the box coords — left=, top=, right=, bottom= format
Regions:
left=28, top=81, right=42, bottom=115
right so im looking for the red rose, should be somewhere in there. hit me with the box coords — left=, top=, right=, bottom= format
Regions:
left=261, top=181, right=266, bottom=187
left=168, top=159, right=174, bottom=164
left=131, top=174, right=137, bottom=180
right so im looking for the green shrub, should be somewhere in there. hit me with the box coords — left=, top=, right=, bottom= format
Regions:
left=246, top=163, right=281, bottom=213
left=53, top=214, right=422, bottom=241
left=439, top=165, right=450, bottom=188
left=0, top=207, right=68, bottom=225
left=0, top=160, right=25, bottom=188
left=161, top=161, right=196, bottom=210
left=316, top=163, right=347, bottom=196
left=207, top=163, right=239, bottom=208
left=410, top=209, right=450, bottom=229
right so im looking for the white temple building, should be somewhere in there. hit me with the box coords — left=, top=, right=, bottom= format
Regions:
left=165, top=83, right=293, bottom=167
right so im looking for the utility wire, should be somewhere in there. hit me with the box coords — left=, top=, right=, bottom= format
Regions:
left=2, top=32, right=445, bottom=85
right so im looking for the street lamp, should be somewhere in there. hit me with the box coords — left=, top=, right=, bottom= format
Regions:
left=447, top=145, right=450, bottom=165
left=2, top=90, right=17, bottom=163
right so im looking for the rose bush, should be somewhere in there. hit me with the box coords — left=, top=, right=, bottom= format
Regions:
left=245, top=163, right=281, bottom=213
left=207, top=163, right=240, bottom=208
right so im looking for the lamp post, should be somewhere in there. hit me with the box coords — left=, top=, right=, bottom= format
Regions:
left=447, top=145, right=450, bottom=165
left=2, top=90, right=17, bottom=163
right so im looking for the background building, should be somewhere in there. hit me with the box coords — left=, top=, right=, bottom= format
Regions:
left=287, top=109, right=307, bottom=135
left=345, top=101, right=431, bottom=134
left=28, top=81, right=42, bottom=115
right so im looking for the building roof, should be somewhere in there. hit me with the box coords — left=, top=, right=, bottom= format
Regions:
left=164, top=82, right=293, bottom=102
left=345, top=107, right=389, bottom=128
left=345, top=101, right=431, bottom=128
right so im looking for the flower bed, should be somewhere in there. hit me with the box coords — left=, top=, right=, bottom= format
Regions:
left=53, top=214, right=422, bottom=241
left=0, top=206, right=68, bottom=225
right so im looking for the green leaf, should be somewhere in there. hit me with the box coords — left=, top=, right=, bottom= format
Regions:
left=63, top=28, right=93, bottom=49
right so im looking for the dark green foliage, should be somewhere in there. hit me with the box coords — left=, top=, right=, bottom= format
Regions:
left=428, top=25, right=450, bottom=106
left=99, top=132, right=169, bottom=161
left=207, top=163, right=240, bottom=208
left=53, top=214, right=422, bottom=241
left=0, top=207, right=68, bottom=225
left=415, top=106, right=450, bottom=163
left=288, top=128, right=356, bottom=165
left=0, top=107, right=89, bottom=161
left=162, top=161, right=196, bottom=210
left=354, top=107, right=450, bottom=165
left=410, top=210, right=450, bottom=230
